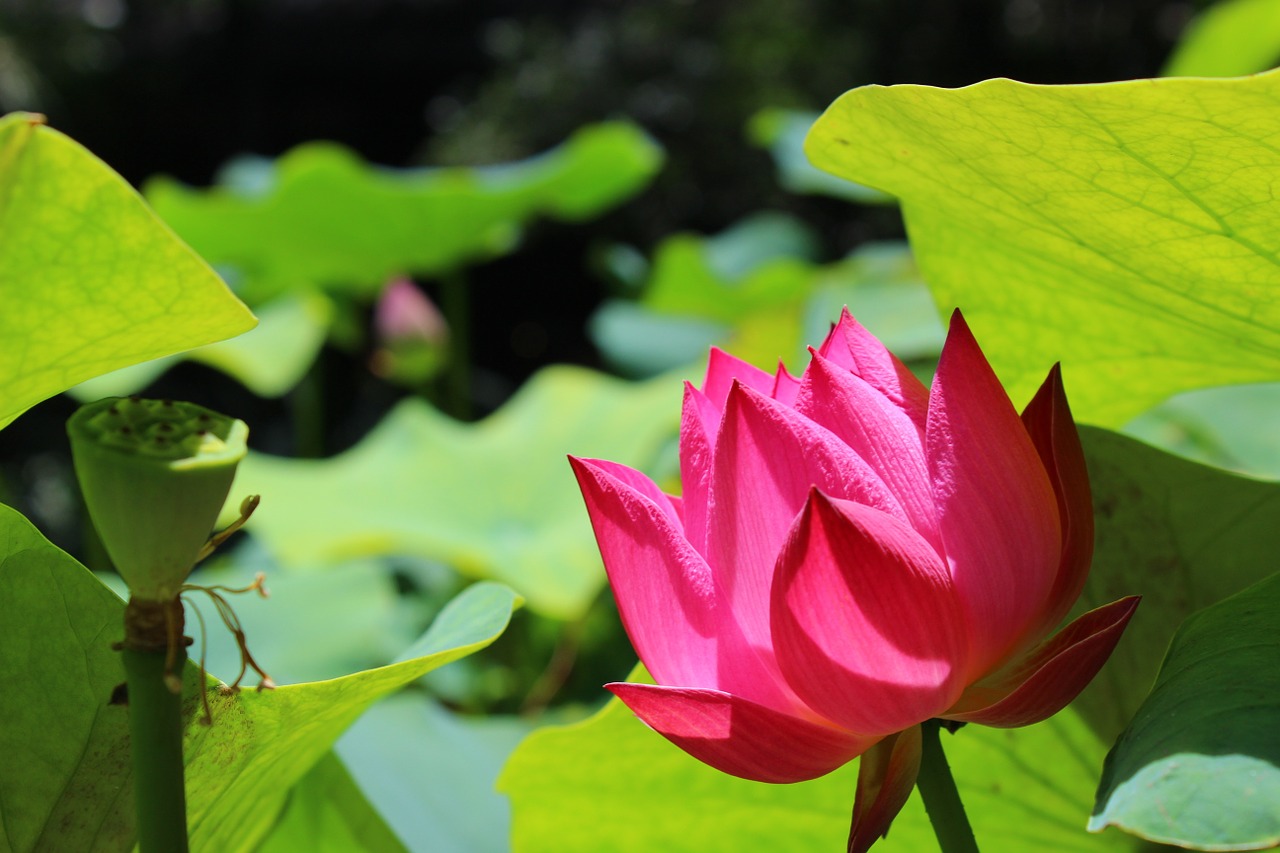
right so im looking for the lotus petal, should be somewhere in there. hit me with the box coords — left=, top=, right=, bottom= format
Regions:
left=943, top=596, right=1140, bottom=727
left=848, top=726, right=923, bottom=853
left=772, top=492, right=967, bottom=735
left=608, top=682, right=877, bottom=784
left=927, top=311, right=1061, bottom=670
left=707, top=383, right=905, bottom=655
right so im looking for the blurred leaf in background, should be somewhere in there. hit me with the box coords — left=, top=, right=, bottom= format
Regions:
left=748, top=108, right=893, bottom=204
left=145, top=122, right=663, bottom=304
left=591, top=212, right=942, bottom=378
left=231, top=366, right=681, bottom=620
left=1162, top=0, right=1280, bottom=77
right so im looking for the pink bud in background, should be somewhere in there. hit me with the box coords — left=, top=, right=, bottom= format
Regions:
left=371, top=278, right=449, bottom=385
left=571, top=308, right=1137, bottom=851
left=374, top=278, right=448, bottom=347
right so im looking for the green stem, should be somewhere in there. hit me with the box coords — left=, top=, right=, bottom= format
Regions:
left=439, top=270, right=471, bottom=420
left=292, top=354, right=326, bottom=458
left=122, top=600, right=190, bottom=853
left=917, top=720, right=980, bottom=853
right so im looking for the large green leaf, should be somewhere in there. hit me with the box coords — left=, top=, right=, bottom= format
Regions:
left=500, top=666, right=1134, bottom=852
left=186, top=580, right=518, bottom=852
left=1072, top=427, right=1280, bottom=743
left=256, top=752, right=409, bottom=853
left=231, top=366, right=681, bottom=619
left=145, top=122, right=663, bottom=302
left=0, top=501, right=517, bottom=853
left=806, top=72, right=1280, bottom=425
left=1163, top=0, right=1280, bottom=77
left=0, top=113, right=256, bottom=429
left=1090, top=573, right=1280, bottom=850
left=0, top=504, right=134, bottom=853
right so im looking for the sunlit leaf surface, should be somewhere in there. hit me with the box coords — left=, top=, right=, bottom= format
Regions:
left=0, top=113, right=255, bottom=429
left=146, top=122, right=663, bottom=302
left=233, top=366, right=681, bottom=619
left=1091, top=573, right=1280, bottom=850
left=807, top=72, right=1280, bottom=424
left=500, top=666, right=1133, bottom=853
left=0, top=502, right=516, bottom=852
left=68, top=292, right=331, bottom=400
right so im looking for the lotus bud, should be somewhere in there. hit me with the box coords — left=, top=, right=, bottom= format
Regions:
left=67, top=397, right=248, bottom=602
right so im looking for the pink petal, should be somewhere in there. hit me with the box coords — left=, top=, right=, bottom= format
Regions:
left=942, top=596, right=1139, bottom=727
left=570, top=456, right=718, bottom=688
left=796, top=352, right=940, bottom=550
left=848, top=726, right=923, bottom=853
left=818, top=308, right=930, bottom=429
left=608, top=682, right=877, bottom=783
left=678, top=383, right=719, bottom=557
left=772, top=362, right=803, bottom=406
left=771, top=492, right=968, bottom=735
left=926, top=311, right=1062, bottom=672
left=707, top=383, right=907, bottom=657
left=1020, top=364, right=1095, bottom=641
left=571, top=456, right=794, bottom=711
left=702, top=346, right=775, bottom=410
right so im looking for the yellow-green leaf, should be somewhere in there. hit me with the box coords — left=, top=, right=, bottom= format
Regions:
left=500, top=666, right=1132, bottom=853
left=0, top=113, right=255, bottom=429
left=807, top=72, right=1280, bottom=425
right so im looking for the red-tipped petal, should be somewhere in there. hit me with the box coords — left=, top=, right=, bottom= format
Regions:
left=848, top=726, right=923, bottom=853
left=703, top=346, right=775, bottom=410
left=942, top=596, right=1139, bottom=727
left=797, top=352, right=940, bottom=550
left=608, top=682, right=877, bottom=783
left=772, top=493, right=967, bottom=736
left=773, top=361, right=803, bottom=406
left=708, top=384, right=906, bottom=655
left=819, top=308, right=930, bottom=429
left=1020, top=364, right=1095, bottom=641
left=927, top=311, right=1062, bottom=673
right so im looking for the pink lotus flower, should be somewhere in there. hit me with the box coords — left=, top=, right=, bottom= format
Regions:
left=571, top=309, right=1137, bottom=849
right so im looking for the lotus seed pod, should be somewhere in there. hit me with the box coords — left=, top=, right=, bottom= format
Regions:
left=67, top=397, right=248, bottom=601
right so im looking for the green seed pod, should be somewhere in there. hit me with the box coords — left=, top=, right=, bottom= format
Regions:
left=67, top=397, right=248, bottom=601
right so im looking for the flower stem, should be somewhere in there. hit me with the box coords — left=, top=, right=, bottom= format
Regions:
left=917, top=720, right=979, bottom=853
left=122, top=598, right=190, bottom=853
